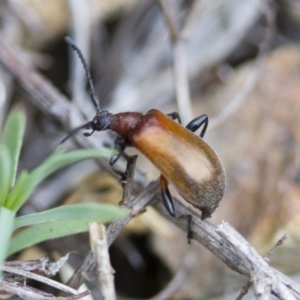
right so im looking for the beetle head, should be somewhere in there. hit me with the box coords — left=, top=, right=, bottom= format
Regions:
left=60, top=110, right=113, bottom=143
left=83, top=110, right=113, bottom=136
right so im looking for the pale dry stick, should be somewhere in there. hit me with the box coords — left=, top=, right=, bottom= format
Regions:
left=155, top=200, right=300, bottom=298
left=1, top=266, right=85, bottom=295
left=67, top=0, right=94, bottom=112
left=264, top=233, right=287, bottom=260
left=209, top=1, right=275, bottom=130
left=172, top=41, right=192, bottom=125
left=158, top=0, right=202, bottom=125
left=0, top=38, right=148, bottom=186
left=235, top=233, right=288, bottom=300
left=150, top=247, right=197, bottom=300
left=89, top=222, right=116, bottom=300
left=66, top=180, right=160, bottom=290
left=0, top=37, right=89, bottom=139
left=0, top=35, right=91, bottom=135
left=1, top=33, right=298, bottom=297
left=0, top=39, right=71, bottom=124
left=5, top=254, right=71, bottom=277
left=217, top=223, right=295, bottom=300
left=0, top=37, right=154, bottom=289
left=0, top=281, right=90, bottom=300
left=157, top=0, right=178, bottom=41
left=236, top=280, right=253, bottom=300
left=181, top=1, right=202, bottom=39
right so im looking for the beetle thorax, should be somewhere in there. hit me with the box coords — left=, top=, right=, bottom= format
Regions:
left=110, top=112, right=144, bottom=139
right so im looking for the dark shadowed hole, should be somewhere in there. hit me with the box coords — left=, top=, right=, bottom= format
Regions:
left=110, top=233, right=172, bottom=298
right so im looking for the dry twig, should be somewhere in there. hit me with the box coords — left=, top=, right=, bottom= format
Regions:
left=0, top=37, right=148, bottom=187
left=154, top=201, right=300, bottom=299
left=209, top=1, right=275, bottom=130
left=236, top=233, right=288, bottom=300
left=66, top=180, right=159, bottom=290
left=67, top=0, right=93, bottom=111
left=158, top=0, right=202, bottom=124
left=4, top=254, right=71, bottom=277
left=0, top=4, right=298, bottom=299
left=0, top=281, right=90, bottom=300
left=1, top=35, right=300, bottom=298
left=217, top=224, right=294, bottom=299
left=1, top=265, right=86, bottom=296
left=89, top=222, right=116, bottom=300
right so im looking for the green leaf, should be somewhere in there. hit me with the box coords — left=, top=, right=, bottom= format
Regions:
left=4, top=170, right=29, bottom=210
left=7, top=148, right=112, bottom=211
left=9, top=220, right=91, bottom=256
left=9, top=203, right=126, bottom=255
left=0, top=108, right=25, bottom=189
left=0, top=145, right=12, bottom=205
left=14, top=203, right=127, bottom=229
left=0, top=207, right=15, bottom=265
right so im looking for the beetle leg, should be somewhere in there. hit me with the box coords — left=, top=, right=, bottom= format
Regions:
left=169, top=112, right=208, bottom=138
left=110, top=137, right=138, bottom=205
left=109, top=137, right=125, bottom=166
left=160, top=161, right=193, bottom=242
left=160, top=175, right=175, bottom=217
left=167, top=112, right=181, bottom=124
left=120, top=155, right=138, bottom=205
left=110, top=151, right=125, bottom=177
left=109, top=137, right=128, bottom=178
left=160, top=176, right=193, bottom=243
left=186, top=114, right=208, bottom=138
left=177, top=214, right=193, bottom=244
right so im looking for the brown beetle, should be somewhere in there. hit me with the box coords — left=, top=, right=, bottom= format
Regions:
left=63, top=37, right=226, bottom=241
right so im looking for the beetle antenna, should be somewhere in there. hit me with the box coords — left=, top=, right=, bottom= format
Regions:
left=60, top=121, right=94, bottom=144
left=65, top=36, right=101, bottom=113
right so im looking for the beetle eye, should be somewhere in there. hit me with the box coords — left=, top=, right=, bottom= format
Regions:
left=90, top=110, right=112, bottom=131
left=95, top=117, right=106, bottom=130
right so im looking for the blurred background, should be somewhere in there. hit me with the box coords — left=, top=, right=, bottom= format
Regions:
left=1, top=0, right=300, bottom=299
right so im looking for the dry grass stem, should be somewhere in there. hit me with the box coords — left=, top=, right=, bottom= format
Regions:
left=235, top=233, right=288, bottom=300
left=89, top=222, right=116, bottom=300
left=209, top=1, right=275, bottom=130
left=158, top=0, right=202, bottom=124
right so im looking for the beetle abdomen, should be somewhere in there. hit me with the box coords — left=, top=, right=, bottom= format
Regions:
left=132, top=109, right=225, bottom=220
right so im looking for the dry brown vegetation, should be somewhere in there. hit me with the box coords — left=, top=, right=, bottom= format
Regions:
left=1, top=0, right=300, bottom=299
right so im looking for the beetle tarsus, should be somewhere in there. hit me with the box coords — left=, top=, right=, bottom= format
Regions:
left=186, top=114, right=208, bottom=138
left=167, top=112, right=181, bottom=124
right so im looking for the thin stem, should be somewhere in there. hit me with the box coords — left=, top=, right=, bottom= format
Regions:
left=158, top=0, right=201, bottom=124
left=209, top=1, right=275, bottom=130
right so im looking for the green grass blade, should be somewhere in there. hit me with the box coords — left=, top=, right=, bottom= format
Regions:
left=9, top=148, right=112, bottom=211
left=5, top=170, right=29, bottom=210
left=9, top=220, right=92, bottom=256
left=0, top=145, right=12, bottom=205
left=29, top=148, right=112, bottom=181
left=9, top=203, right=126, bottom=256
left=14, top=203, right=127, bottom=229
left=0, top=207, right=15, bottom=264
left=0, top=109, right=25, bottom=188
